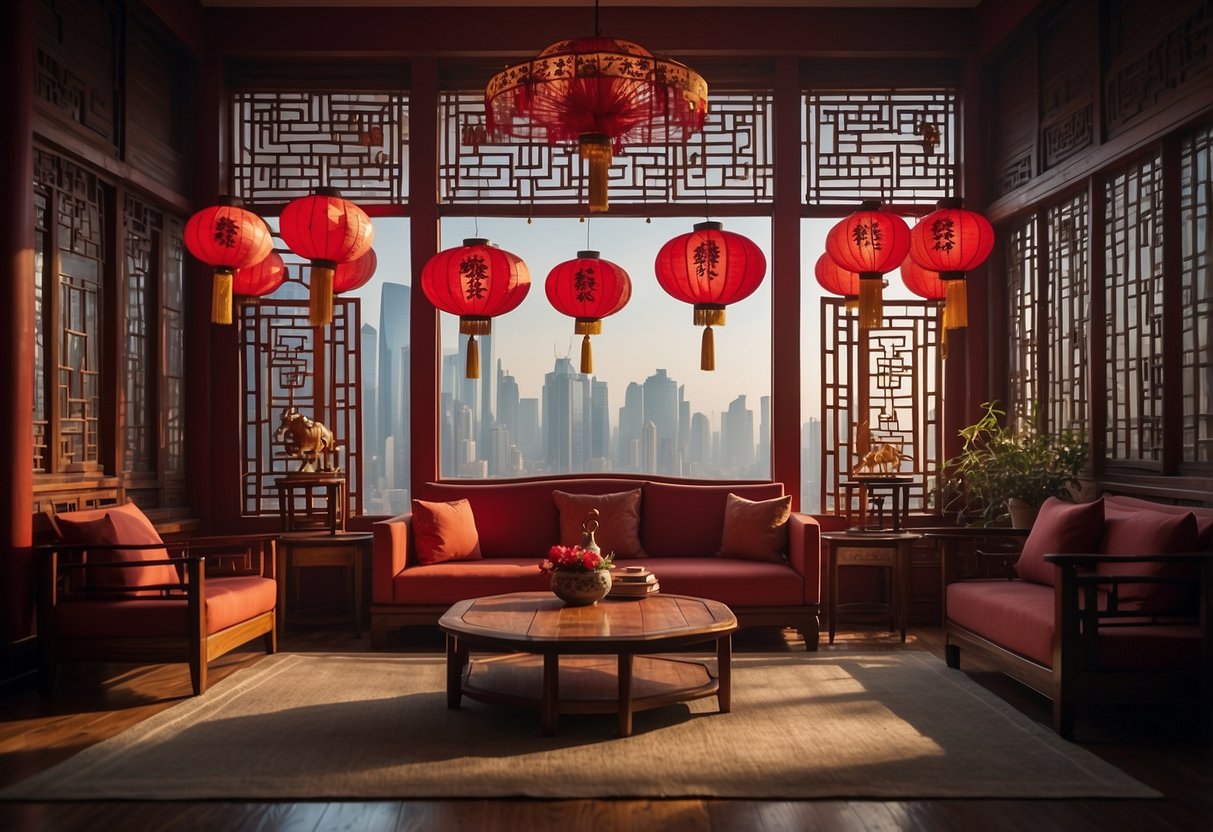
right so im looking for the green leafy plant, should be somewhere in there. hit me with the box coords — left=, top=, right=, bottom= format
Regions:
left=935, top=401, right=1088, bottom=526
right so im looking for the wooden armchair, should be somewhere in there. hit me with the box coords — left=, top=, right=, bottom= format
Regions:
left=38, top=502, right=278, bottom=697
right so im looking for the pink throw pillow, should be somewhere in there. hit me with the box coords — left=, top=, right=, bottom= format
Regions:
left=553, top=490, right=645, bottom=558
left=53, top=502, right=178, bottom=592
left=1097, top=510, right=1199, bottom=612
left=1015, top=497, right=1104, bottom=586
left=412, top=499, right=482, bottom=565
left=717, top=492, right=792, bottom=563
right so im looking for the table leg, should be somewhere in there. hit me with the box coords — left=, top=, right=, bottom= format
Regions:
left=617, top=653, right=634, bottom=737
left=897, top=540, right=909, bottom=643
left=828, top=545, right=838, bottom=644
left=445, top=634, right=466, bottom=709
left=542, top=653, right=559, bottom=736
left=717, top=634, right=732, bottom=713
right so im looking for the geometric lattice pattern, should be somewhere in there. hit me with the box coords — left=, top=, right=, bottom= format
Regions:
left=820, top=299, right=943, bottom=514
left=804, top=89, right=958, bottom=205
left=230, top=91, right=410, bottom=208
left=1180, top=122, right=1213, bottom=463
left=439, top=91, right=773, bottom=206
left=1006, top=218, right=1038, bottom=429
left=1104, top=150, right=1166, bottom=463
left=1046, top=192, right=1090, bottom=437
left=238, top=263, right=363, bottom=518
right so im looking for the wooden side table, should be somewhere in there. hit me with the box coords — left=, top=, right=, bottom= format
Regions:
left=275, top=474, right=347, bottom=534
left=839, top=477, right=913, bottom=532
left=822, top=530, right=921, bottom=643
left=277, top=531, right=372, bottom=638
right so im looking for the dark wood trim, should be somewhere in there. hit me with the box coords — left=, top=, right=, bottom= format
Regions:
left=409, top=57, right=440, bottom=492
left=771, top=57, right=801, bottom=508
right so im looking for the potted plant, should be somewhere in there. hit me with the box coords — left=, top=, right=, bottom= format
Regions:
left=935, top=401, right=1088, bottom=527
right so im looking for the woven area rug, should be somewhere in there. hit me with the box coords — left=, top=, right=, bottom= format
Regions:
left=0, top=651, right=1157, bottom=801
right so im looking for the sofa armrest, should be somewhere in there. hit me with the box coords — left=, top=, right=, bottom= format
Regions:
left=372, top=512, right=412, bottom=604
left=788, top=512, right=821, bottom=604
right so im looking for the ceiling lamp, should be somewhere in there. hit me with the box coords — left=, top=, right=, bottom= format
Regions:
left=813, top=252, right=860, bottom=309
left=183, top=197, right=273, bottom=325
left=333, top=248, right=378, bottom=295
left=485, top=9, right=707, bottom=213
left=232, top=250, right=288, bottom=304
left=420, top=238, right=531, bottom=379
left=545, top=250, right=632, bottom=374
left=654, top=221, right=766, bottom=371
left=279, top=188, right=374, bottom=327
left=825, top=201, right=911, bottom=330
left=899, top=253, right=951, bottom=358
left=907, top=198, right=995, bottom=329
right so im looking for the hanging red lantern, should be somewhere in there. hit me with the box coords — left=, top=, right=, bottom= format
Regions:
left=420, top=238, right=531, bottom=379
left=183, top=196, right=273, bottom=325
left=232, top=250, right=288, bottom=301
left=908, top=198, right=994, bottom=330
left=813, top=252, right=860, bottom=308
left=486, top=35, right=707, bottom=213
left=279, top=187, right=374, bottom=326
left=333, top=248, right=378, bottom=294
left=825, top=201, right=911, bottom=330
left=899, top=253, right=952, bottom=359
left=545, top=250, right=631, bottom=374
left=654, top=221, right=766, bottom=371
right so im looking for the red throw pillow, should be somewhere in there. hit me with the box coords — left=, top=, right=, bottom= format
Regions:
left=1097, top=510, right=1200, bottom=612
left=412, top=498, right=482, bottom=565
left=1015, top=497, right=1104, bottom=586
left=52, top=502, right=178, bottom=592
left=553, top=490, right=645, bottom=558
left=717, top=492, right=792, bottom=563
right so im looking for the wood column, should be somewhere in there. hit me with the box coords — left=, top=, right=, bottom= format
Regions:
left=409, top=57, right=440, bottom=494
left=772, top=57, right=802, bottom=509
left=1, top=0, right=37, bottom=643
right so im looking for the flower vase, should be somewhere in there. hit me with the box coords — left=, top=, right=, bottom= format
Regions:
left=550, top=569, right=613, bottom=606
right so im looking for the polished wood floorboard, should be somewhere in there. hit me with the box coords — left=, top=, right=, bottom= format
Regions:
left=1, top=621, right=1209, bottom=832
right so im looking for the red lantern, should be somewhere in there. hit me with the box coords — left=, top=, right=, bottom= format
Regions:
left=813, top=253, right=860, bottom=307
left=183, top=197, right=273, bottom=325
left=908, top=198, right=994, bottom=329
left=654, top=221, right=766, bottom=371
left=420, top=238, right=531, bottom=379
left=487, top=36, right=707, bottom=213
left=825, top=201, right=911, bottom=330
left=899, top=253, right=951, bottom=358
left=545, top=250, right=631, bottom=374
left=232, top=250, right=288, bottom=300
left=333, top=249, right=378, bottom=294
left=279, top=188, right=374, bottom=326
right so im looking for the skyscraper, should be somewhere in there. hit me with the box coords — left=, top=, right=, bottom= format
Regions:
left=542, top=357, right=589, bottom=473
left=617, top=381, right=644, bottom=472
left=377, top=283, right=410, bottom=496
left=642, top=369, right=679, bottom=475
left=721, top=394, right=755, bottom=474
left=360, top=321, right=378, bottom=498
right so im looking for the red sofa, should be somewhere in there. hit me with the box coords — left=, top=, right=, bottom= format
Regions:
left=371, top=478, right=821, bottom=648
left=940, top=494, right=1213, bottom=738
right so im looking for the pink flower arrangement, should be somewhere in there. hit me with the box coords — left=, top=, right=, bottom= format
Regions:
left=540, top=544, right=615, bottom=573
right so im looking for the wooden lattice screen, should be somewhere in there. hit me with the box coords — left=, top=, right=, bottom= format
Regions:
left=239, top=284, right=363, bottom=519
left=1180, top=122, right=1213, bottom=463
left=820, top=298, right=943, bottom=514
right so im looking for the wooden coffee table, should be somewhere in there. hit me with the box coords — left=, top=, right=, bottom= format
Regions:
left=438, top=591, right=737, bottom=736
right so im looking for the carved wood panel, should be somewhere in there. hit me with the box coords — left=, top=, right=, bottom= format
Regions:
left=1180, top=121, right=1213, bottom=463
left=1006, top=217, right=1038, bottom=428
left=988, top=37, right=1038, bottom=198
left=34, top=0, right=120, bottom=150
left=1040, top=0, right=1097, bottom=171
left=1046, top=191, right=1091, bottom=436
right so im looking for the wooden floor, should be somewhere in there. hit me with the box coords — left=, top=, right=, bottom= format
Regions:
left=1, top=621, right=1210, bottom=832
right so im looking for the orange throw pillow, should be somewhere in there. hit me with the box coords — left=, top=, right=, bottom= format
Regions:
left=52, top=502, right=178, bottom=591
left=412, top=499, right=482, bottom=565
left=717, top=492, right=792, bottom=562
left=553, top=490, right=645, bottom=558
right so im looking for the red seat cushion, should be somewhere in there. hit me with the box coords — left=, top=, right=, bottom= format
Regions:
left=641, top=557, right=804, bottom=606
left=53, top=503, right=179, bottom=594
left=947, top=580, right=1055, bottom=667
left=52, top=576, right=276, bottom=637
left=1015, top=497, right=1104, bottom=587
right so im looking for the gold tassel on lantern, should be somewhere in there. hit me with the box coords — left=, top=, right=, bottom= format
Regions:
left=309, top=261, right=336, bottom=326
left=858, top=275, right=884, bottom=330
left=579, top=133, right=612, bottom=213
left=460, top=316, right=492, bottom=379
left=211, top=269, right=234, bottom=325
left=944, top=278, right=968, bottom=329
left=575, top=318, right=601, bottom=375
left=694, top=304, right=726, bottom=371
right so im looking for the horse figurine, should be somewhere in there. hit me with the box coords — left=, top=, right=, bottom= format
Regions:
left=275, top=408, right=338, bottom=472
left=854, top=442, right=911, bottom=476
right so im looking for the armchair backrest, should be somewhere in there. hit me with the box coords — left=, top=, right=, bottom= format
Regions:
left=48, top=502, right=179, bottom=593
